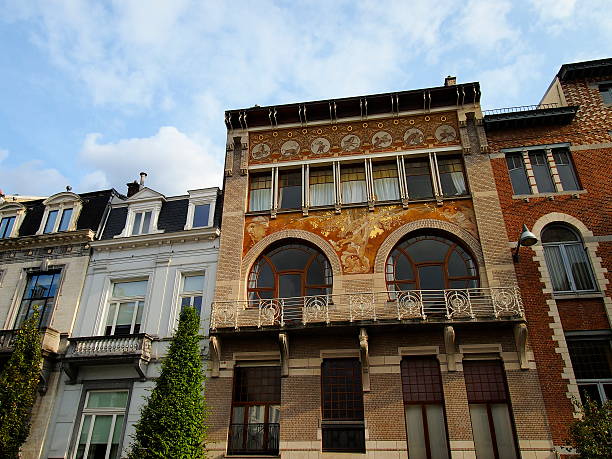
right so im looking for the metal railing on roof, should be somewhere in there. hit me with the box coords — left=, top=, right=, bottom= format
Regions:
left=483, top=103, right=559, bottom=116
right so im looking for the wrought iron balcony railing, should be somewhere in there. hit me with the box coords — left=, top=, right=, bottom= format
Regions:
left=211, top=287, right=523, bottom=330
left=227, top=423, right=280, bottom=456
left=65, top=333, right=152, bottom=360
left=483, top=103, right=559, bottom=115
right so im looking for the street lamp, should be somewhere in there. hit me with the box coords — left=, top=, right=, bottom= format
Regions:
left=513, top=224, right=538, bottom=262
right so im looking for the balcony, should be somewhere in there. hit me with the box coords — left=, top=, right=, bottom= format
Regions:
left=63, top=333, right=153, bottom=381
left=227, top=423, right=280, bottom=456
left=483, top=103, right=578, bottom=130
left=0, top=327, right=61, bottom=355
left=211, top=287, right=524, bottom=331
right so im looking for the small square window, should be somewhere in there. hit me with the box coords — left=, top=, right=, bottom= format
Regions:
left=192, top=204, right=210, bottom=228
left=131, top=211, right=152, bottom=235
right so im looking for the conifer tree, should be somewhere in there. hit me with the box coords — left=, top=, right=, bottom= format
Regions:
left=0, top=312, right=43, bottom=458
left=128, top=306, right=208, bottom=458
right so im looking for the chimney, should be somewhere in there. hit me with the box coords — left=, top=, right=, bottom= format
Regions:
left=126, top=180, right=140, bottom=197
left=444, top=75, right=457, bottom=86
left=139, top=172, right=147, bottom=187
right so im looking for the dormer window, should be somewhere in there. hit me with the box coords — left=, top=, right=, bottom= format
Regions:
left=37, top=191, right=82, bottom=235
left=0, top=202, right=26, bottom=239
left=185, top=188, right=218, bottom=230
left=131, top=210, right=152, bottom=235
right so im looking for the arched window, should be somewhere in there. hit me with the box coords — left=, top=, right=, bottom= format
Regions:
left=248, top=242, right=332, bottom=300
left=386, top=234, right=478, bottom=291
left=541, top=224, right=596, bottom=293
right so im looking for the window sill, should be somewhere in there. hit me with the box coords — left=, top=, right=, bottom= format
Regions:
left=553, top=292, right=603, bottom=300
left=512, top=189, right=586, bottom=200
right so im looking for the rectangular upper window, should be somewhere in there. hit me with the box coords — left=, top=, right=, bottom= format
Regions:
left=180, top=274, right=205, bottom=318
left=105, top=280, right=147, bottom=336
left=340, top=165, right=367, bottom=204
left=58, top=208, right=73, bottom=231
left=43, top=210, right=59, bottom=233
left=506, top=154, right=531, bottom=195
left=192, top=204, right=210, bottom=228
left=373, top=161, right=400, bottom=201
left=552, top=149, right=580, bottom=191
left=404, top=159, right=434, bottom=199
left=321, top=358, right=365, bottom=453
left=567, top=337, right=612, bottom=404
left=309, top=167, right=334, bottom=207
left=0, top=216, right=16, bottom=239
left=75, top=390, right=129, bottom=459
left=249, top=173, right=272, bottom=212
left=438, top=157, right=467, bottom=197
left=16, top=270, right=62, bottom=328
left=131, top=211, right=152, bottom=236
left=278, top=169, right=302, bottom=210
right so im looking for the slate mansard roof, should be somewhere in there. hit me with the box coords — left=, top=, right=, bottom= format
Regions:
left=101, top=189, right=223, bottom=240
left=16, top=189, right=120, bottom=237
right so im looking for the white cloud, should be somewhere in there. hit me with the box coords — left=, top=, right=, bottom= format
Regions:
left=0, top=148, right=68, bottom=196
left=78, top=126, right=222, bottom=196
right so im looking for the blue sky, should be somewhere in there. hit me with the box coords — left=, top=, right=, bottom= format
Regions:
left=0, top=0, right=609, bottom=196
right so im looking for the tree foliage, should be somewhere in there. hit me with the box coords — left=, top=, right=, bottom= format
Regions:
left=128, top=306, right=208, bottom=458
left=0, top=312, right=43, bottom=458
left=568, top=398, right=612, bottom=458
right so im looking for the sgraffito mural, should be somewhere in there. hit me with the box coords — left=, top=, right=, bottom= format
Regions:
left=248, top=112, right=460, bottom=166
left=244, top=200, right=477, bottom=274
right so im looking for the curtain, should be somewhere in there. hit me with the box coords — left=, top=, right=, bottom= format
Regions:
left=405, top=405, right=427, bottom=459
left=341, top=180, right=367, bottom=204
left=425, top=405, right=449, bottom=459
left=543, top=245, right=571, bottom=291
left=491, top=404, right=518, bottom=459
left=450, top=172, right=466, bottom=195
left=310, top=183, right=334, bottom=206
left=469, top=404, right=495, bottom=459
left=565, top=244, right=595, bottom=291
left=249, top=189, right=271, bottom=211
left=374, top=178, right=400, bottom=201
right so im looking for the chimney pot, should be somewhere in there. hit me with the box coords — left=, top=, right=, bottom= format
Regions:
left=445, top=75, right=457, bottom=86
left=139, top=172, right=147, bottom=186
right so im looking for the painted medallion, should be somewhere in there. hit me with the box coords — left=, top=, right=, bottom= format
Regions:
left=341, top=134, right=361, bottom=152
left=403, top=128, right=425, bottom=146
left=371, top=131, right=393, bottom=149
left=251, top=143, right=271, bottom=160
left=435, top=125, right=457, bottom=143
left=281, top=140, right=300, bottom=157
left=311, top=137, right=331, bottom=155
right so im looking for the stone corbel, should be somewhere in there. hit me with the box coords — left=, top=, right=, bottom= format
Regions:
left=459, top=125, right=471, bottom=155
left=444, top=326, right=456, bottom=372
left=240, top=140, right=249, bottom=175
left=210, top=335, right=221, bottom=378
left=224, top=143, right=234, bottom=177
left=514, top=323, right=529, bottom=370
left=359, top=328, right=370, bottom=392
left=475, top=120, right=489, bottom=153
left=279, top=333, right=289, bottom=377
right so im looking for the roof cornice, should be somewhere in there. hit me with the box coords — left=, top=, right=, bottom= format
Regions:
left=0, top=229, right=95, bottom=250
left=91, top=226, right=220, bottom=250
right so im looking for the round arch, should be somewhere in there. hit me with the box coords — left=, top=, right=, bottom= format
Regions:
left=374, top=219, right=486, bottom=277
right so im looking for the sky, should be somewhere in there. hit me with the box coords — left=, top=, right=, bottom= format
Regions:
left=0, top=0, right=609, bottom=197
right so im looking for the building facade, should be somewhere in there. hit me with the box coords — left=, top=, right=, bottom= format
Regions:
left=0, top=188, right=117, bottom=458
left=485, top=58, right=612, bottom=455
left=207, top=80, right=554, bottom=458
left=41, top=180, right=222, bottom=459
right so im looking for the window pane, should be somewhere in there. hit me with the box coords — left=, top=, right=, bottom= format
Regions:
left=401, top=357, right=444, bottom=403
left=405, top=405, right=427, bottom=459
left=116, top=302, right=135, bottom=326
left=90, top=415, right=113, bottom=443
left=541, top=225, right=579, bottom=243
left=448, top=251, right=469, bottom=277
left=58, top=208, right=73, bottom=231
left=553, top=150, right=579, bottom=191
left=394, top=253, right=414, bottom=281
left=141, top=211, right=152, bottom=234
left=269, top=247, right=311, bottom=271
left=529, top=152, right=555, bottom=192
left=111, top=414, right=125, bottom=444
left=279, top=170, right=302, bottom=210
left=183, top=275, right=205, bottom=293
left=0, top=216, right=15, bottom=238
left=321, top=359, right=364, bottom=421
left=491, top=403, right=518, bottom=459
left=310, top=168, right=335, bottom=206
left=567, top=339, right=612, bottom=380
left=407, top=239, right=449, bottom=263
left=44, top=210, right=58, bottom=233
left=418, top=266, right=445, bottom=290
left=506, top=154, right=531, bottom=195
left=405, top=160, right=433, bottom=199
left=78, top=414, right=92, bottom=444
left=426, top=405, right=450, bottom=459
left=578, top=384, right=602, bottom=405
left=470, top=404, right=496, bottom=459
left=564, top=244, right=595, bottom=291
left=340, top=166, right=367, bottom=204
left=87, top=391, right=129, bottom=409
left=373, top=163, right=400, bottom=201
left=233, top=366, right=281, bottom=403
left=543, top=246, right=571, bottom=292
left=279, top=274, right=301, bottom=298
left=438, top=158, right=467, bottom=196
left=131, top=212, right=142, bottom=235
left=193, top=204, right=210, bottom=227
left=112, top=280, right=147, bottom=298
left=464, top=360, right=508, bottom=403
left=249, top=174, right=272, bottom=211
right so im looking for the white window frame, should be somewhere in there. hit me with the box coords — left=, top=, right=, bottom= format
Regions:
left=0, top=201, right=25, bottom=238
left=104, top=280, right=148, bottom=336
left=184, top=188, right=218, bottom=230
left=73, top=390, right=129, bottom=459
left=115, top=188, right=165, bottom=238
left=36, top=192, right=82, bottom=235
left=178, top=272, right=206, bottom=318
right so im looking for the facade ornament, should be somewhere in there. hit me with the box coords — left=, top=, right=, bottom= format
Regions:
left=444, top=325, right=456, bottom=372
left=210, top=335, right=221, bottom=378
left=359, top=328, right=370, bottom=392
left=279, top=332, right=289, bottom=377
left=514, top=323, right=529, bottom=370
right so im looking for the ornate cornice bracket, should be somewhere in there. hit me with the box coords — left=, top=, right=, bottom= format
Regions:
left=444, top=325, right=457, bottom=372
left=359, top=328, right=370, bottom=392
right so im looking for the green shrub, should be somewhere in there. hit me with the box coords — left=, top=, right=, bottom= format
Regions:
left=568, top=397, right=612, bottom=458
left=128, top=306, right=208, bottom=458
left=0, top=312, right=43, bottom=458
